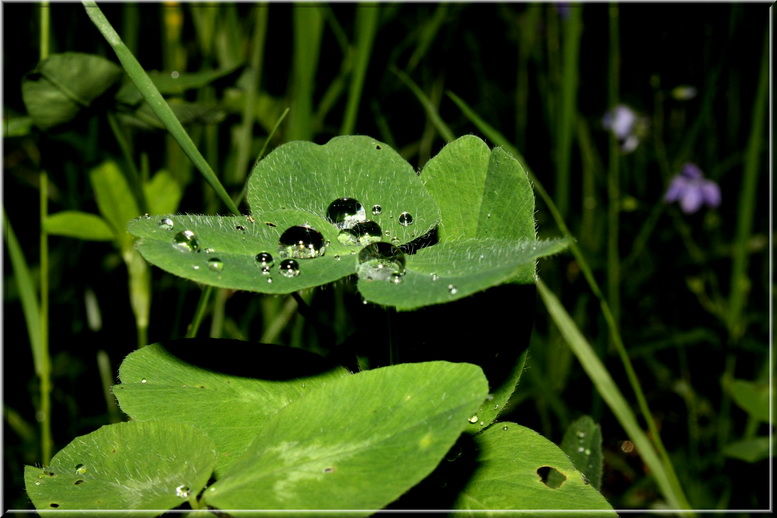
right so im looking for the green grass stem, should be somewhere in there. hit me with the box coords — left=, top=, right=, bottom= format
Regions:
left=606, top=4, right=621, bottom=340
left=448, top=90, right=690, bottom=510
left=82, top=0, right=241, bottom=216
left=537, top=279, right=692, bottom=511
left=726, top=35, right=768, bottom=342
left=340, top=4, right=379, bottom=135
left=186, top=285, right=214, bottom=339
left=392, top=66, right=455, bottom=143
left=232, top=5, right=268, bottom=187
left=288, top=5, right=324, bottom=141
left=555, top=6, right=582, bottom=219
left=106, top=111, right=148, bottom=214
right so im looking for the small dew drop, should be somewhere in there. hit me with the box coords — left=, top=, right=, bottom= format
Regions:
left=158, top=218, right=174, bottom=230
left=371, top=204, right=382, bottom=215
left=577, top=431, right=586, bottom=439
left=255, top=252, right=274, bottom=274
left=584, top=448, right=591, bottom=456
left=175, top=485, right=190, bottom=498
left=141, top=378, right=147, bottom=384
left=468, top=415, right=479, bottom=424
left=279, top=259, right=301, bottom=278
left=171, top=70, right=180, bottom=79
left=235, top=225, right=246, bottom=232
left=334, top=255, right=341, bottom=261
left=430, top=273, right=439, bottom=281
left=204, top=248, right=215, bottom=254
left=75, top=464, right=87, bottom=475
left=398, top=212, right=414, bottom=226
left=192, top=265, right=200, bottom=271
left=266, top=277, right=273, bottom=284
left=503, top=425, right=509, bottom=431
left=448, top=284, right=458, bottom=295
left=207, top=258, right=224, bottom=273
left=577, top=447, right=585, bottom=453
left=391, top=272, right=404, bottom=284
left=172, top=230, right=199, bottom=253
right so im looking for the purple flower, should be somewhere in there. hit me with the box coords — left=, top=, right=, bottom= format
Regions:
left=664, top=163, right=721, bottom=214
left=603, top=104, right=648, bottom=153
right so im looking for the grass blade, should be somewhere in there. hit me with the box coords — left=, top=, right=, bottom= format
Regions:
left=82, top=0, right=241, bottom=216
left=340, top=4, right=379, bottom=135
left=537, top=279, right=691, bottom=511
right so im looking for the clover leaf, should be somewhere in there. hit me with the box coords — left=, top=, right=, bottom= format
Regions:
left=128, top=135, right=568, bottom=309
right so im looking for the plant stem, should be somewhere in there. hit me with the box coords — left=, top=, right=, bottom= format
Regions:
left=340, top=4, right=379, bottom=135
left=106, top=110, right=148, bottom=214
left=606, top=4, right=621, bottom=343
left=82, top=0, right=241, bottom=216
left=186, top=285, right=214, bottom=338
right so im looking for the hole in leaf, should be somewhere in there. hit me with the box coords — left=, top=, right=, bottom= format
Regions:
left=49, top=503, right=60, bottom=508
left=265, top=222, right=277, bottom=227
left=537, top=466, right=566, bottom=489
left=323, top=466, right=335, bottom=473
left=74, top=479, right=84, bottom=485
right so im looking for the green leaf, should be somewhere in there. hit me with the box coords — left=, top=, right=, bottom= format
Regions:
left=144, top=170, right=183, bottom=215
left=358, top=238, right=569, bottom=310
left=90, top=160, right=140, bottom=248
left=723, top=437, right=772, bottom=463
left=113, top=341, right=349, bottom=475
left=118, top=101, right=226, bottom=131
left=3, top=115, right=35, bottom=137
left=24, top=420, right=217, bottom=516
left=730, top=379, right=772, bottom=423
left=128, top=211, right=358, bottom=294
left=44, top=211, right=114, bottom=241
left=203, top=361, right=488, bottom=513
left=554, top=416, right=603, bottom=491
left=422, top=135, right=535, bottom=243
left=147, top=65, right=243, bottom=95
left=247, top=135, right=440, bottom=244
left=451, top=423, right=615, bottom=515
left=21, top=52, right=123, bottom=130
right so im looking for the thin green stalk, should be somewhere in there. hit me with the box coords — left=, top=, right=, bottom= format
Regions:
left=448, top=91, right=690, bottom=509
left=37, top=0, right=53, bottom=466
left=237, top=106, right=290, bottom=207
left=186, top=285, right=214, bottom=338
left=232, top=5, right=268, bottom=186
left=555, top=5, right=582, bottom=220
left=82, top=0, right=241, bottom=216
left=4, top=210, right=51, bottom=464
left=537, top=279, right=692, bottom=511
left=106, top=110, right=148, bottom=214
left=340, top=4, right=379, bottom=135
left=97, top=350, right=121, bottom=423
left=726, top=35, right=768, bottom=342
left=288, top=5, right=324, bottom=141
left=606, top=4, right=621, bottom=341
left=392, top=66, right=455, bottom=143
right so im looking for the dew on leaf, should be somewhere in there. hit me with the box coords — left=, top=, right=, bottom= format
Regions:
left=357, top=242, right=406, bottom=281
left=338, top=221, right=382, bottom=246
left=158, top=218, right=174, bottom=230
left=75, top=464, right=87, bottom=475
left=326, top=197, right=366, bottom=229
left=278, top=225, right=326, bottom=259
left=391, top=272, right=404, bottom=284
left=279, top=259, right=301, bottom=278
left=468, top=415, right=479, bottom=424
left=503, top=425, right=509, bottom=431
left=266, top=277, right=273, bottom=284
left=175, top=485, right=190, bottom=498
left=141, top=378, right=147, bottom=384
left=172, top=230, right=199, bottom=253
left=204, top=248, right=215, bottom=254
left=448, top=284, right=458, bottom=295
left=192, top=265, right=200, bottom=271
left=398, top=212, right=414, bottom=226
left=371, top=204, right=382, bottom=215
left=431, top=273, right=439, bottom=281
left=255, top=252, right=274, bottom=274
left=207, top=258, right=224, bottom=273
left=235, top=225, right=246, bottom=232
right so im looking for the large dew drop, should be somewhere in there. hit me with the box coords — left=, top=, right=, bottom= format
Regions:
left=279, top=259, right=301, bottom=278
left=158, top=218, right=174, bottom=230
left=337, top=221, right=382, bottom=246
left=172, top=230, right=200, bottom=253
left=278, top=225, right=326, bottom=259
left=207, top=258, right=224, bottom=273
left=326, top=197, right=366, bottom=230
left=398, top=212, right=414, bottom=226
left=357, top=242, right=406, bottom=282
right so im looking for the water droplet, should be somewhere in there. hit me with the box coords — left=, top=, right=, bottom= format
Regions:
left=171, top=70, right=180, bottom=79
left=448, top=284, right=458, bottom=295
left=75, top=464, right=87, bottom=475
left=494, top=404, right=499, bottom=409
left=279, top=226, right=326, bottom=259
left=34, top=481, right=40, bottom=486
left=235, top=225, right=246, bottom=232
left=577, top=431, right=586, bottom=439
left=338, top=221, right=382, bottom=246
left=192, top=265, right=200, bottom=271
left=391, top=272, right=404, bottom=284
left=255, top=252, right=274, bottom=274
left=207, top=258, right=224, bottom=273
left=577, top=447, right=585, bottom=453
left=172, top=230, right=199, bottom=253
left=204, top=248, right=215, bottom=254
left=584, top=448, right=591, bottom=456
left=357, top=242, right=406, bottom=281
left=141, top=378, right=147, bottom=384
left=371, top=204, right=382, bottom=215
left=398, top=212, right=414, bottom=226
left=266, top=277, right=273, bottom=284
left=487, top=213, right=492, bottom=218
left=503, top=425, right=509, bottom=431
left=279, top=259, right=300, bottom=278
left=468, top=415, right=479, bottom=424
left=158, top=218, right=174, bottom=230
left=431, top=273, right=439, bottom=281
left=326, top=198, right=366, bottom=229
left=334, top=255, right=341, bottom=261
left=176, top=485, right=190, bottom=498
